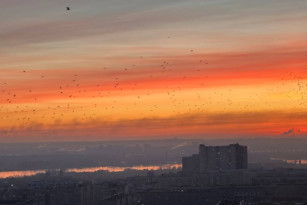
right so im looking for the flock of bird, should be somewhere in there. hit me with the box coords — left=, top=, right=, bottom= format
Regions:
left=0, top=5, right=306, bottom=137
left=1, top=50, right=306, bottom=134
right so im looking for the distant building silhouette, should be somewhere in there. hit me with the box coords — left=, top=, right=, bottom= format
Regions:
left=182, top=143, right=247, bottom=175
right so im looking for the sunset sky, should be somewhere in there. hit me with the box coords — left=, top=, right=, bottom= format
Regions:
left=1, top=0, right=307, bottom=142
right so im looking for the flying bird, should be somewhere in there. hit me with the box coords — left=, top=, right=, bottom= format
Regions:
left=66, top=7, right=70, bottom=11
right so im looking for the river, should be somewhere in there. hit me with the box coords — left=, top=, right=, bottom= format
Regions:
left=0, top=163, right=182, bottom=179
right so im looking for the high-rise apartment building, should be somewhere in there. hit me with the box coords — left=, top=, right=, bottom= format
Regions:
left=182, top=143, right=247, bottom=175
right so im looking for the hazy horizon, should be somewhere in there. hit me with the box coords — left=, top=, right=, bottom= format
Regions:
left=0, top=135, right=305, bottom=143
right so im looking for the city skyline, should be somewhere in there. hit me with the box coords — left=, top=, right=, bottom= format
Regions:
left=1, top=0, right=307, bottom=141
